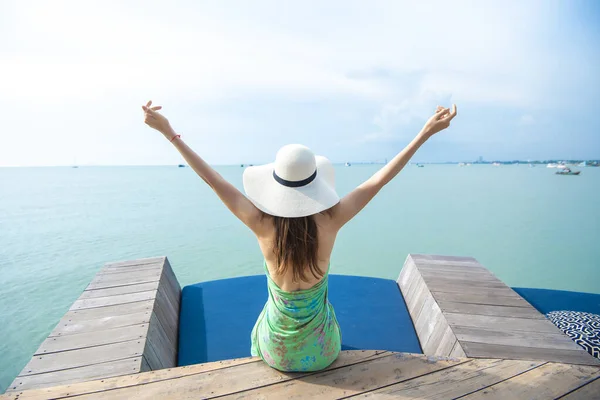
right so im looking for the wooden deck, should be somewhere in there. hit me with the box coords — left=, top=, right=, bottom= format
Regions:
left=2, top=350, right=598, bottom=399
left=7, top=257, right=181, bottom=392
left=397, top=254, right=599, bottom=366
left=4, top=253, right=600, bottom=399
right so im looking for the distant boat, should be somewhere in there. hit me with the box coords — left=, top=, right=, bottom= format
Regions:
left=240, top=164, right=244, bottom=167
left=547, top=163, right=563, bottom=168
left=556, top=169, right=580, bottom=175
left=458, top=162, right=466, bottom=167
left=178, top=164, right=186, bottom=168
left=493, top=162, right=501, bottom=167
left=529, top=164, right=535, bottom=168
left=578, top=161, right=587, bottom=167
left=72, top=166, right=79, bottom=169
left=345, top=162, right=351, bottom=167
left=416, top=164, right=424, bottom=168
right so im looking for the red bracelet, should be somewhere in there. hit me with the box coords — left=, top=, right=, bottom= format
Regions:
left=170, top=134, right=181, bottom=142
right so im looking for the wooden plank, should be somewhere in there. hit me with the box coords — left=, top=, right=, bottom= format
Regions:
left=159, top=267, right=181, bottom=308
left=460, top=342, right=600, bottom=366
left=453, top=326, right=583, bottom=351
left=103, top=257, right=166, bottom=269
left=423, top=313, right=451, bottom=355
left=444, top=313, right=562, bottom=333
left=98, top=264, right=163, bottom=275
left=431, top=291, right=532, bottom=307
left=407, top=278, right=429, bottom=318
left=92, top=268, right=163, bottom=282
left=419, top=268, right=498, bottom=281
left=15, top=351, right=391, bottom=400
left=10, top=356, right=263, bottom=400
left=79, top=282, right=160, bottom=299
left=86, top=270, right=162, bottom=290
left=152, top=285, right=179, bottom=345
left=417, top=264, right=492, bottom=274
left=19, top=340, right=146, bottom=376
left=218, top=353, right=468, bottom=399
left=413, top=295, right=441, bottom=349
left=144, top=313, right=176, bottom=369
left=356, top=359, right=545, bottom=399
left=410, top=254, right=478, bottom=263
left=397, top=255, right=416, bottom=289
left=6, top=358, right=143, bottom=393
left=425, top=276, right=509, bottom=289
left=162, top=258, right=181, bottom=295
left=70, top=291, right=157, bottom=310
left=461, top=362, right=600, bottom=399
left=436, top=300, right=545, bottom=319
left=71, top=352, right=398, bottom=399
left=60, top=300, right=154, bottom=322
left=400, top=260, right=423, bottom=312
left=449, top=340, right=466, bottom=358
left=560, top=376, right=600, bottom=399
left=36, top=324, right=148, bottom=355
left=435, top=325, right=457, bottom=357
left=427, top=282, right=520, bottom=297
left=51, top=311, right=151, bottom=336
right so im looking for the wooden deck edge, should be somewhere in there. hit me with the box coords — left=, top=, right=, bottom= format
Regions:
left=397, top=255, right=463, bottom=357
left=7, top=257, right=181, bottom=393
left=397, top=254, right=600, bottom=367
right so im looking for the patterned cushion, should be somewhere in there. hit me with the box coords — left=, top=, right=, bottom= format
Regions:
left=547, top=311, right=600, bottom=359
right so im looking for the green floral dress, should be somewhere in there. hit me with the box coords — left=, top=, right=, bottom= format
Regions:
left=251, top=262, right=341, bottom=371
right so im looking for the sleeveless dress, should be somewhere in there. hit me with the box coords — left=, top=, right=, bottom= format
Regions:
left=250, top=262, right=341, bottom=371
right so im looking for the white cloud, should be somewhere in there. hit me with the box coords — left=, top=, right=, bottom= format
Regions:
left=0, top=0, right=595, bottom=165
left=0, top=0, right=560, bottom=104
left=518, top=115, right=535, bottom=125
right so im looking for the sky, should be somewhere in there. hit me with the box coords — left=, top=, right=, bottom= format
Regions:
left=0, top=0, right=599, bottom=166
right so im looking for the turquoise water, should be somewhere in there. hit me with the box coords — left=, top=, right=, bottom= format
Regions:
left=1, top=164, right=599, bottom=391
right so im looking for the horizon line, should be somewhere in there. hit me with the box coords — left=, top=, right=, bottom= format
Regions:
left=2, top=159, right=599, bottom=168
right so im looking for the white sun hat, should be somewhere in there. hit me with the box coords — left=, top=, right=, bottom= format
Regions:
left=243, top=144, right=340, bottom=218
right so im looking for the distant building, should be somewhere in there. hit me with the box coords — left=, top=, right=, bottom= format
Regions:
left=478, top=156, right=483, bottom=163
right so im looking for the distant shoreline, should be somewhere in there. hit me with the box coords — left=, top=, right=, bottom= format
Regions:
left=2, top=159, right=600, bottom=168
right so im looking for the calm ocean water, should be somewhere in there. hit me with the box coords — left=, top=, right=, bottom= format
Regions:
left=1, top=164, right=599, bottom=391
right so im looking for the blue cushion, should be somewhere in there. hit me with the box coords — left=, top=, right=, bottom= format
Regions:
left=178, top=275, right=422, bottom=366
left=513, top=287, right=600, bottom=315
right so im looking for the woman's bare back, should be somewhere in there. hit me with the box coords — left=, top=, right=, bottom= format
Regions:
left=257, top=211, right=338, bottom=292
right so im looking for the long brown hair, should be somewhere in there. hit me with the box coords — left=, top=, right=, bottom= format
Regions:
left=272, top=210, right=331, bottom=283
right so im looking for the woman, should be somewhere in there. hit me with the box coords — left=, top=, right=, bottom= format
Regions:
left=141, top=100, right=457, bottom=371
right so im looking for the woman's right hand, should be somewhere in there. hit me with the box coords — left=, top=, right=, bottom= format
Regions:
left=142, top=100, right=175, bottom=138
left=421, top=104, right=457, bottom=137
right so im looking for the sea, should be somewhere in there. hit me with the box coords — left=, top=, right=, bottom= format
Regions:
left=1, top=164, right=599, bottom=391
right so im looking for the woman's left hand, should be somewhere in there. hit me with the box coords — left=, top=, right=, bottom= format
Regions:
left=142, top=100, right=175, bottom=137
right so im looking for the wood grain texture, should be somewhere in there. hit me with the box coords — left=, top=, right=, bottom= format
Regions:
left=39, top=351, right=393, bottom=400
left=19, top=340, right=146, bottom=376
left=460, top=341, right=600, bottom=366
left=59, top=300, right=154, bottom=323
left=79, top=282, right=160, bottom=299
left=218, top=353, right=466, bottom=399
left=436, top=299, right=545, bottom=319
left=36, top=324, right=148, bottom=354
left=398, top=254, right=598, bottom=365
left=461, top=362, right=600, bottom=399
left=355, top=358, right=545, bottom=399
left=559, top=376, right=600, bottom=399
left=3, top=352, right=599, bottom=400
left=50, top=310, right=151, bottom=336
left=8, top=257, right=181, bottom=392
left=6, top=358, right=143, bottom=393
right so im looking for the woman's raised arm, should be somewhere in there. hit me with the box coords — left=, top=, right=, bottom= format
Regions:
left=331, top=104, right=457, bottom=229
left=141, top=101, right=265, bottom=235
